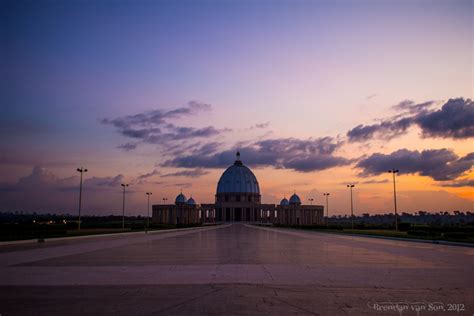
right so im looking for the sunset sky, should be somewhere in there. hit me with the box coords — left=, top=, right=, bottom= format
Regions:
left=1, top=0, right=473, bottom=216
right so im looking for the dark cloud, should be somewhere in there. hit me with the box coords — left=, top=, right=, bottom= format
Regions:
left=415, top=98, right=474, bottom=139
left=81, top=175, right=124, bottom=190
left=243, top=122, right=271, bottom=131
left=337, top=181, right=359, bottom=185
left=392, top=100, right=435, bottom=114
left=18, top=166, right=59, bottom=185
left=162, top=169, right=210, bottom=178
left=190, top=142, right=223, bottom=156
left=102, top=101, right=211, bottom=128
left=117, top=143, right=138, bottom=151
left=54, top=174, right=124, bottom=192
left=347, top=98, right=473, bottom=142
left=165, top=183, right=192, bottom=189
left=162, top=150, right=235, bottom=169
left=282, top=155, right=349, bottom=172
left=361, top=179, right=390, bottom=184
left=135, top=169, right=160, bottom=184
left=163, top=137, right=350, bottom=172
left=156, top=126, right=226, bottom=142
left=166, top=142, right=202, bottom=157
left=137, top=169, right=160, bottom=179
left=347, top=100, right=433, bottom=142
left=439, top=179, right=474, bottom=188
left=102, top=101, right=230, bottom=151
left=255, top=122, right=270, bottom=129
left=347, top=117, right=413, bottom=142
left=356, top=149, right=474, bottom=181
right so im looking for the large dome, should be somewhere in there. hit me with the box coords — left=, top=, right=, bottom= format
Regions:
left=216, top=152, right=260, bottom=194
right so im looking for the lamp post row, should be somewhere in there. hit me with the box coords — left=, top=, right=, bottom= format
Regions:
left=293, top=171, right=399, bottom=230
left=75, top=168, right=163, bottom=232
left=342, top=170, right=399, bottom=230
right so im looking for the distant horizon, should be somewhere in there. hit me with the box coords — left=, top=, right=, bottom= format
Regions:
left=1, top=209, right=473, bottom=217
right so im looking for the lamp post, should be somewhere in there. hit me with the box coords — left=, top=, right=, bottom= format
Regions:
left=162, top=197, right=168, bottom=204
left=121, top=183, right=129, bottom=230
left=76, top=167, right=88, bottom=231
left=308, top=198, right=314, bottom=205
left=323, top=193, right=330, bottom=218
left=145, top=192, right=152, bottom=232
left=346, top=184, right=355, bottom=229
left=388, top=169, right=400, bottom=230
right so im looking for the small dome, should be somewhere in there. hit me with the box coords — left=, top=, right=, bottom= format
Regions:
left=175, top=192, right=187, bottom=205
left=187, top=197, right=196, bottom=205
left=280, top=197, right=289, bottom=206
left=289, top=193, right=301, bottom=205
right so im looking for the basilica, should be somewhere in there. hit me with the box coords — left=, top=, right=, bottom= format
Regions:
left=152, top=152, right=324, bottom=226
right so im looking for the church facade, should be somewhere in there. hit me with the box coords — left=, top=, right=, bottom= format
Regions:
left=152, top=152, right=324, bottom=226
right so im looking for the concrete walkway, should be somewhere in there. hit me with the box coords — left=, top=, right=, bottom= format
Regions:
left=0, top=223, right=472, bottom=315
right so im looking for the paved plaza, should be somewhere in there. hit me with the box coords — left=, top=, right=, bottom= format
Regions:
left=0, top=224, right=473, bottom=315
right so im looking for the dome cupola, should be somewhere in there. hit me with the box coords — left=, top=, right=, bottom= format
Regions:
left=280, top=197, right=289, bottom=206
left=175, top=192, right=187, bottom=205
left=289, top=192, right=301, bottom=205
left=234, top=151, right=243, bottom=166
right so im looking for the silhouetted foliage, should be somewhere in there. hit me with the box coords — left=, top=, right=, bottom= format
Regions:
left=0, top=212, right=201, bottom=241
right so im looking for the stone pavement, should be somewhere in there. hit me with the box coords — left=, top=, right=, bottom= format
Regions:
left=0, top=224, right=472, bottom=315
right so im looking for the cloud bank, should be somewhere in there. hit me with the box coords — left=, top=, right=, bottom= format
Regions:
left=163, top=137, right=350, bottom=172
left=102, top=101, right=230, bottom=151
left=356, top=149, right=474, bottom=181
left=347, top=98, right=474, bottom=142
left=162, top=169, right=210, bottom=178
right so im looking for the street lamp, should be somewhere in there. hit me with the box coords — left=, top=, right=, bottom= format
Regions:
left=346, top=184, right=356, bottom=229
left=388, top=169, right=400, bottom=230
left=308, top=198, right=314, bottom=205
left=323, top=193, right=330, bottom=218
left=162, top=197, right=168, bottom=204
left=145, top=192, right=152, bottom=232
left=121, top=183, right=129, bottom=230
left=76, top=167, right=88, bottom=231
